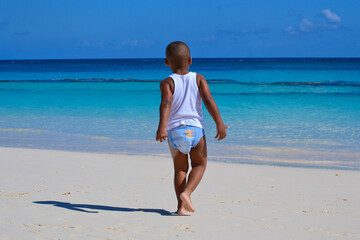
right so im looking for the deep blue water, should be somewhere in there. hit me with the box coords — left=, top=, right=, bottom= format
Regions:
left=0, top=58, right=359, bottom=170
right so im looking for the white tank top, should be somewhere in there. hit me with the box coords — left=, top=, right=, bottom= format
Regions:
left=167, top=72, right=204, bottom=130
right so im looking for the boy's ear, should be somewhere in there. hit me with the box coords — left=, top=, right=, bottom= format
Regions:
left=188, top=57, right=192, bottom=65
left=165, top=59, right=169, bottom=66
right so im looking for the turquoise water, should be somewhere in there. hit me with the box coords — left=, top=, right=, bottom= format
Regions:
left=0, top=58, right=359, bottom=169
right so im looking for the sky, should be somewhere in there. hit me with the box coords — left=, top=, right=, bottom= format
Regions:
left=0, top=0, right=359, bottom=59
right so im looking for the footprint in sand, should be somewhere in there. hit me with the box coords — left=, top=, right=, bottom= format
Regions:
left=304, top=227, right=325, bottom=232
left=149, top=177, right=166, bottom=180
left=23, top=223, right=75, bottom=230
left=0, top=192, right=29, bottom=197
left=172, top=224, right=194, bottom=233
left=107, top=227, right=126, bottom=232
left=328, top=231, right=352, bottom=236
left=302, top=209, right=334, bottom=215
left=53, top=225, right=75, bottom=229
left=319, top=209, right=333, bottom=214
left=264, top=225, right=274, bottom=229
left=33, top=189, right=48, bottom=193
left=302, top=210, right=312, bottom=213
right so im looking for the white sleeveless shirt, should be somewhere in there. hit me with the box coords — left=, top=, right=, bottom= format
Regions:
left=167, top=72, right=204, bottom=130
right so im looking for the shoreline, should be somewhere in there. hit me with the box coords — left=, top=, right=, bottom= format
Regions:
left=1, top=146, right=359, bottom=239
left=0, top=142, right=359, bottom=171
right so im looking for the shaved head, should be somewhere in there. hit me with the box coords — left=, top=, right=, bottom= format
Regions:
left=165, top=41, right=191, bottom=67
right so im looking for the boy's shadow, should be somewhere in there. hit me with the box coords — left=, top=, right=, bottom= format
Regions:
left=33, top=201, right=172, bottom=216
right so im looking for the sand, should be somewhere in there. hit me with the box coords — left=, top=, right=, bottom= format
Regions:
left=0, top=146, right=359, bottom=240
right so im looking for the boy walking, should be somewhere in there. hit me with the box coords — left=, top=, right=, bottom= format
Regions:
left=156, top=41, right=228, bottom=215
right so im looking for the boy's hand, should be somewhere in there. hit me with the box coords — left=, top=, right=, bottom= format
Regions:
left=215, top=123, right=229, bottom=141
left=156, top=128, right=168, bottom=142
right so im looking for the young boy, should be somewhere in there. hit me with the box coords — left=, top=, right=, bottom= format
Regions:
left=156, top=41, right=228, bottom=215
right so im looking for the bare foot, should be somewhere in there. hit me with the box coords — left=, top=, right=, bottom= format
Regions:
left=180, top=192, right=195, bottom=212
left=175, top=208, right=189, bottom=215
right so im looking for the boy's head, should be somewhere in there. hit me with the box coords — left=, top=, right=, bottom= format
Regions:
left=165, top=41, right=192, bottom=70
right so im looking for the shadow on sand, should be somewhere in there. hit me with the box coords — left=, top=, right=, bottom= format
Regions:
left=33, top=201, right=173, bottom=216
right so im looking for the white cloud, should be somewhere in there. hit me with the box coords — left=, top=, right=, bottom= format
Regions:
left=322, top=9, right=341, bottom=23
left=284, top=26, right=298, bottom=34
left=120, top=39, right=154, bottom=47
left=284, top=18, right=319, bottom=34
left=123, top=39, right=139, bottom=47
left=284, top=9, right=342, bottom=35
left=299, top=18, right=315, bottom=32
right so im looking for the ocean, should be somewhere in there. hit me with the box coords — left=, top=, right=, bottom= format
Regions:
left=0, top=58, right=359, bottom=170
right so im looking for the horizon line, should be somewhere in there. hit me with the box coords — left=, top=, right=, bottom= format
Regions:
left=1, top=57, right=360, bottom=61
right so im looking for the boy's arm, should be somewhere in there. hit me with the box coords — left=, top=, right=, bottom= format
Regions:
left=197, top=74, right=229, bottom=141
left=156, top=78, right=173, bottom=142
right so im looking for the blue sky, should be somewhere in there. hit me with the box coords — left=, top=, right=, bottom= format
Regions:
left=0, top=0, right=359, bottom=59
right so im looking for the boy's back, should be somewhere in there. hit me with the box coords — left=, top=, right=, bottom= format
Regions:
left=167, top=72, right=204, bottom=131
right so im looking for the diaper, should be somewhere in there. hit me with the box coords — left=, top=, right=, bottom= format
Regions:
left=167, top=125, right=205, bottom=154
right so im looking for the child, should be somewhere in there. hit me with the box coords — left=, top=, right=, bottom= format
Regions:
left=156, top=41, right=228, bottom=215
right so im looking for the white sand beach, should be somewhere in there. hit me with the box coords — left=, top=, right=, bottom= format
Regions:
left=0, top=147, right=359, bottom=240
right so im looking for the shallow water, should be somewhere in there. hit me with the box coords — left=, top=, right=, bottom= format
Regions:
left=0, top=58, right=359, bottom=169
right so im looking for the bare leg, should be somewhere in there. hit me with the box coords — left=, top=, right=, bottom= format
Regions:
left=169, top=142, right=189, bottom=215
left=180, top=136, right=207, bottom=212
